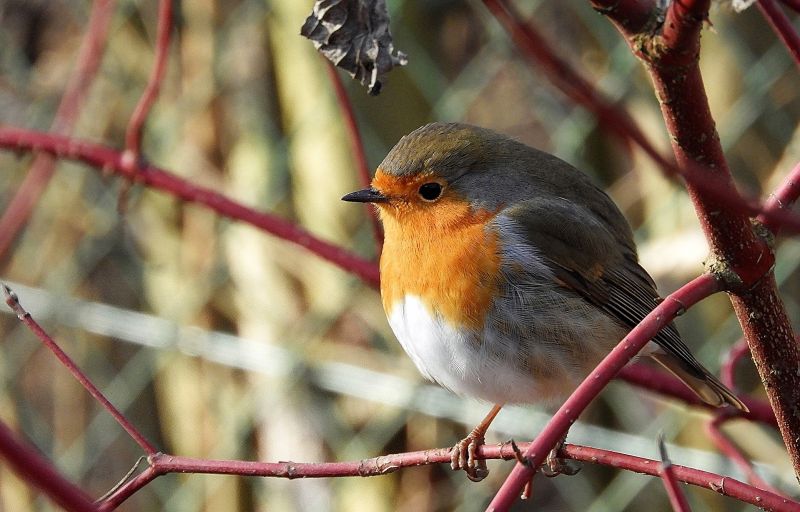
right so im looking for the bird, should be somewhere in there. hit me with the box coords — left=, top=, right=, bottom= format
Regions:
left=342, top=122, right=747, bottom=481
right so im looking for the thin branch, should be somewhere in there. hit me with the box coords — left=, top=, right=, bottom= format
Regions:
left=617, top=363, right=776, bottom=427
left=488, top=274, right=721, bottom=510
left=592, top=0, right=800, bottom=481
left=96, top=465, right=159, bottom=512
left=588, top=0, right=654, bottom=34
left=123, top=0, right=173, bottom=165
left=760, top=161, right=800, bottom=235
left=324, top=60, right=384, bottom=252
left=779, top=0, right=800, bottom=13
left=720, top=338, right=752, bottom=390
left=563, top=444, right=798, bottom=512
left=481, top=0, right=800, bottom=239
left=757, top=0, right=800, bottom=69
left=706, top=415, right=785, bottom=495
left=482, top=0, right=668, bottom=168
left=0, top=0, right=115, bottom=259
left=3, top=284, right=158, bottom=455
left=0, top=420, right=98, bottom=512
left=0, top=128, right=381, bottom=286
left=96, top=442, right=799, bottom=512
left=658, top=435, right=692, bottom=512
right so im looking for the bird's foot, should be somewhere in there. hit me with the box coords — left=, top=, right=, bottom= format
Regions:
left=450, top=431, right=489, bottom=482
left=541, top=438, right=580, bottom=477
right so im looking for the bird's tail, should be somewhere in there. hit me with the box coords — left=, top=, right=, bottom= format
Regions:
left=649, top=352, right=749, bottom=412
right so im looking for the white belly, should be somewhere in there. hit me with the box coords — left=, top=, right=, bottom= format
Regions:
left=387, top=295, right=557, bottom=405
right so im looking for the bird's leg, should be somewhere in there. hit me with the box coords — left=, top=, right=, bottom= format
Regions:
left=450, top=403, right=502, bottom=482
left=541, top=433, right=580, bottom=477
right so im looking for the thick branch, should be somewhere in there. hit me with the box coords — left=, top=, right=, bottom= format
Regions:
left=593, top=0, right=800, bottom=483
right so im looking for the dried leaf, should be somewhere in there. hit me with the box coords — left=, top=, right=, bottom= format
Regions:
left=300, top=0, right=408, bottom=95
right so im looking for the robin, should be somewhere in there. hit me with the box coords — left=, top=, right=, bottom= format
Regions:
left=342, top=122, right=746, bottom=481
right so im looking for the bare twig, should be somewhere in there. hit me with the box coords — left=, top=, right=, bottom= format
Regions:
left=0, top=0, right=114, bottom=259
left=757, top=0, right=800, bottom=69
left=617, top=363, right=775, bottom=427
left=591, top=0, right=800, bottom=484
left=0, top=420, right=97, bottom=512
left=706, top=416, right=785, bottom=495
left=488, top=274, right=721, bottom=509
left=658, top=435, right=692, bottom=512
left=760, top=162, right=800, bottom=235
left=0, top=129, right=381, bottom=286
left=123, top=0, right=173, bottom=166
left=96, top=442, right=799, bottom=511
left=720, top=338, right=753, bottom=391
left=779, top=0, right=800, bottom=13
left=562, top=444, right=798, bottom=512
left=481, top=0, right=800, bottom=238
left=3, top=284, right=158, bottom=455
left=324, top=60, right=384, bottom=251
left=482, top=0, right=668, bottom=168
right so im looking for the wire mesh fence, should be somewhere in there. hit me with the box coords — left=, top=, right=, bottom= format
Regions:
left=0, top=0, right=799, bottom=510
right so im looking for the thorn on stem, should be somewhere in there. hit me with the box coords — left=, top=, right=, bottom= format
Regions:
left=657, top=432, right=672, bottom=468
left=521, top=479, right=533, bottom=500
left=509, top=439, right=532, bottom=468
left=2, top=282, right=17, bottom=304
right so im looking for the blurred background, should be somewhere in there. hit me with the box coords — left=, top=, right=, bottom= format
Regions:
left=0, top=0, right=799, bottom=510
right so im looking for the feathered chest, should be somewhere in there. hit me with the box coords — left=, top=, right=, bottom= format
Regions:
left=379, top=212, right=501, bottom=330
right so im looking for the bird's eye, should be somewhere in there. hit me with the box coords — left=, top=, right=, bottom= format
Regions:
left=418, top=182, right=443, bottom=201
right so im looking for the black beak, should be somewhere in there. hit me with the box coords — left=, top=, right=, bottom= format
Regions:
left=341, top=187, right=389, bottom=203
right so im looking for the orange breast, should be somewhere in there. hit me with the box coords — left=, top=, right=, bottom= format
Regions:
left=379, top=198, right=501, bottom=330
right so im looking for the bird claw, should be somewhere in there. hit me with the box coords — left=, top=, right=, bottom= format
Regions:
left=450, top=432, right=489, bottom=482
left=541, top=440, right=581, bottom=477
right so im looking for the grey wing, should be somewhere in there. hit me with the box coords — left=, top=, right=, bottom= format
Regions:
left=500, top=197, right=709, bottom=381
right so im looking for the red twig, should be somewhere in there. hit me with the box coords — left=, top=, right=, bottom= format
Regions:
left=0, top=0, right=114, bottom=259
left=3, top=284, right=158, bottom=455
left=324, top=61, right=384, bottom=251
left=0, top=128, right=381, bottom=286
left=482, top=0, right=667, bottom=167
left=97, top=465, right=159, bottom=511
left=96, top=443, right=799, bottom=511
left=0, top=420, right=97, bottom=512
left=720, top=338, right=752, bottom=390
left=123, top=0, right=173, bottom=165
left=760, top=161, right=800, bottom=235
left=617, top=363, right=776, bottom=427
left=706, top=415, right=785, bottom=495
left=589, top=0, right=654, bottom=33
left=780, top=0, right=800, bottom=13
left=488, top=274, right=721, bottom=510
left=758, top=0, right=800, bottom=69
left=481, top=0, right=800, bottom=238
left=563, top=444, right=798, bottom=512
left=658, top=436, right=692, bottom=512
left=593, top=0, right=800, bottom=481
